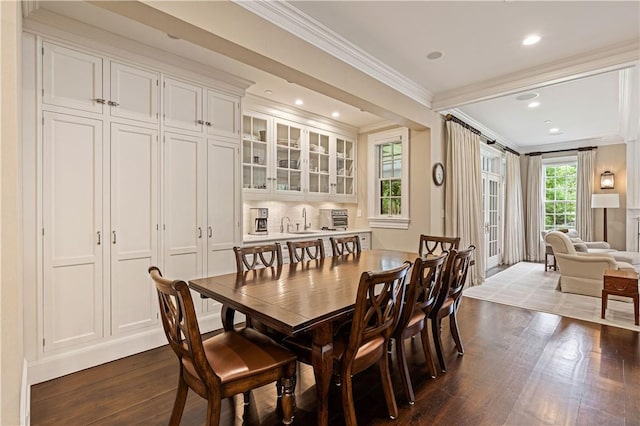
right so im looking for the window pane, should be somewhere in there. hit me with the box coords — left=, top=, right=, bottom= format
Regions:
left=391, top=198, right=401, bottom=215
left=380, top=198, right=390, bottom=215
left=380, top=180, right=390, bottom=196
left=391, top=179, right=401, bottom=196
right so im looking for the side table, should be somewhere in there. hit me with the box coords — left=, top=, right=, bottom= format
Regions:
left=545, top=245, right=557, bottom=271
left=601, top=269, right=639, bottom=326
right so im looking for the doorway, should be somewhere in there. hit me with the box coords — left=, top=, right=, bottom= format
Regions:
left=481, top=148, right=503, bottom=270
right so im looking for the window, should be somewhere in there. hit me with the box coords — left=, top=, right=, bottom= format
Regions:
left=543, top=160, right=577, bottom=230
left=367, top=127, right=409, bottom=229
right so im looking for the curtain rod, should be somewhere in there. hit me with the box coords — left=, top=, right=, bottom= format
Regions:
left=525, top=146, right=598, bottom=156
left=445, top=114, right=520, bottom=156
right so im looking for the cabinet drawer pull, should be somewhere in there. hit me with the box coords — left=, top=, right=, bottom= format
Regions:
left=97, top=231, right=101, bottom=245
left=208, top=226, right=213, bottom=238
left=112, top=231, right=117, bottom=244
left=198, top=227, right=203, bottom=238
left=108, top=100, right=120, bottom=107
left=94, top=98, right=106, bottom=104
left=205, top=121, right=212, bottom=127
left=197, top=119, right=204, bottom=125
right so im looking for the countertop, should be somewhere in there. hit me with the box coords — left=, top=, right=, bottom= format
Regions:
left=243, top=228, right=371, bottom=244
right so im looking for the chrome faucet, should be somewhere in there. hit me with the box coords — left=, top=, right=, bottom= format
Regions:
left=280, top=216, right=291, bottom=233
left=302, top=208, right=310, bottom=230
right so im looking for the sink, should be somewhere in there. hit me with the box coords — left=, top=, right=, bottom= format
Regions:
left=287, top=230, right=319, bottom=235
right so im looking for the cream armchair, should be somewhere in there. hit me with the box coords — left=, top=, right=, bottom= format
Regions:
left=544, top=231, right=636, bottom=297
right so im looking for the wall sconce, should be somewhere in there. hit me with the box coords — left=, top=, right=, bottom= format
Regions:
left=600, top=170, right=615, bottom=189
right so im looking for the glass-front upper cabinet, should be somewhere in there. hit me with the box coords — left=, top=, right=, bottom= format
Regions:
left=335, top=136, right=355, bottom=197
left=307, top=130, right=330, bottom=196
left=242, top=114, right=269, bottom=193
left=275, top=119, right=303, bottom=196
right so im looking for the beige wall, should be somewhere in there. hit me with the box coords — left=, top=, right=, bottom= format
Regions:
left=354, top=110, right=445, bottom=252
left=594, top=144, right=627, bottom=249
left=1, top=1, right=24, bottom=424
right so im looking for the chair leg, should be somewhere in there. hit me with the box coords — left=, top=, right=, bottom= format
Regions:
left=378, top=351, right=399, bottom=420
left=169, top=375, right=189, bottom=426
left=340, top=370, right=357, bottom=426
left=419, top=327, right=437, bottom=378
left=205, top=397, right=222, bottom=426
left=280, top=376, right=296, bottom=425
left=449, top=310, right=464, bottom=355
left=431, top=316, right=447, bottom=372
left=394, top=336, right=415, bottom=404
left=243, top=391, right=250, bottom=405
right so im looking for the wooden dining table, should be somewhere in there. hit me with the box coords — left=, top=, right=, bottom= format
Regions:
left=189, top=249, right=418, bottom=426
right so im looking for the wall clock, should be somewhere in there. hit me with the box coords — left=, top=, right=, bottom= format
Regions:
left=432, top=162, right=445, bottom=186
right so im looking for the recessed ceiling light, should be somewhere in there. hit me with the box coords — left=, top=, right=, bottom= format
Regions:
left=544, top=120, right=552, bottom=124
left=523, top=34, right=541, bottom=46
left=426, top=51, right=443, bottom=60
left=331, top=112, right=340, bottom=118
left=528, top=101, right=540, bottom=108
left=515, top=93, right=538, bottom=101
left=549, top=128, right=561, bottom=134
left=264, top=89, right=273, bottom=96
left=295, top=99, right=303, bottom=106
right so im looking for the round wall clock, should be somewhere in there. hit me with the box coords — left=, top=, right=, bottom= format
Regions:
left=432, top=162, right=445, bottom=186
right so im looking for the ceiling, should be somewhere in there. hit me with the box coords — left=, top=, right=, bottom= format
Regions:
left=31, top=1, right=640, bottom=153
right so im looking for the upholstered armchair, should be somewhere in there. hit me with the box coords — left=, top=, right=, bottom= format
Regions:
left=544, top=231, right=636, bottom=297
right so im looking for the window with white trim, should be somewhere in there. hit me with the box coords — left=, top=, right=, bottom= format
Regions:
left=367, top=127, right=410, bottom=229
left=543, top=157, right=577, bottom=230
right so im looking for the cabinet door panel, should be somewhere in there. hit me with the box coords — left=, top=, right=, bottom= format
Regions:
left=163, top=77, right=202, bottom=132
left=43, top=42, right=103, bottom=114
left=207, top=139, right=239, bottom=251
left=163, top=133, right=205, bottom=285
left=43, top=112, right=103, bottom=352
left=206, top=90, right=238, bottom=138
left=110, top=62, right=158, bottom=123
left=110, top=124, right=158, bottom=334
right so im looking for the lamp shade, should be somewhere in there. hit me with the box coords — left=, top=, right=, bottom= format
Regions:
left=591, top=193, right=620, bottom=208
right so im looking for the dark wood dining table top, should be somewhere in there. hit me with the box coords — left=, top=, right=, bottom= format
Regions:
left=189, top=249, right=418, bottom=335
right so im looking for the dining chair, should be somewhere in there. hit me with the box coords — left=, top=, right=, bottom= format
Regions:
left=330, top=235, right=361, bottom=256
left=390, top=253, right=447, bottom=404
left=148, top=267, right=297, bottom=426
left=430, top=246, right=475, bottom=372
left=418, top=234, right=460, bottom=257
left=284, top=261, right=412, bottom=425
left=287, top=238, right=325, bottom=263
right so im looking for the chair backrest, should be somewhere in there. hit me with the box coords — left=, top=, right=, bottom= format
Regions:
left=148, top=267, right=218, bottom=387
left=233, top=243, right=283, bottom=272
left=418, top=235, right=460, bottom=257
left=438, top=246, right=475, bottom=305
left=395, top=254, right=448, bottom=333
left=344, top=262, right=412, bottom=364
left=544, top=231, right=576, bottom=255
left=330, top=235, right=361, bottom=256
left=287, top=239, right=325, bottom=263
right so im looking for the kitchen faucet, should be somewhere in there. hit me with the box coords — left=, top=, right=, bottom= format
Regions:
left=280, top=216, right=291, bottom=233
left=302, top=208, right=310, bottom=230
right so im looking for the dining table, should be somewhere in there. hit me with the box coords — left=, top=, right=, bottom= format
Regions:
left=189, top=249, right=418, bottom=426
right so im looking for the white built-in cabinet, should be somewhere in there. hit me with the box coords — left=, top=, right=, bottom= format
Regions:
left=242, top=111, right=357, bottom=202
left=36, top=38, right=241, bottom=361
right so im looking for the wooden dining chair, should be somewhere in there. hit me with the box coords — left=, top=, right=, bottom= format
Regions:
left=430, top=246, right=475, bottom=372
left=284, top=261, right=411, bottom=425
left=330, top=235, right=361, bottom=256
left=233, top=243, right=283, bottom=271
left=148, top=267, right=297, bottom=426
left=390, top=253, right=447, bottom=404
left=418, top=234, right=460, bottom=257
left=287, top=238, right=325, bottom=263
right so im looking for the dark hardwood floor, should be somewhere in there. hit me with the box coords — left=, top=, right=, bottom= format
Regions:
left=31, top=297, right=640, bottom=425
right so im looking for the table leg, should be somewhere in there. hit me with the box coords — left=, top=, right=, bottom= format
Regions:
left=601, top=291, right=608, bottom=319
left=634, top=294, right=639, bottom=326
left=312, top=322, right=334, bottom=426
left=221, top=305, right=235, bottom=331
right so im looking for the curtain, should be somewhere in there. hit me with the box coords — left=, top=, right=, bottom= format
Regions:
left=525, top=155, right=543, bottom=261
left=503, top=152, right=525, bottom=264
left=445, top=121, right=485, bottom=286
left=576, top=150, right=596, bottom=241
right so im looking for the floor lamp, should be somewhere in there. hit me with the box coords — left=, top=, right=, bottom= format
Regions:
left=591, top=193, right=619, bottom=242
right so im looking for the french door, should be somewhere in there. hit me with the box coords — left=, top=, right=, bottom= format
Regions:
left=482, top=172, right=501, bottom=269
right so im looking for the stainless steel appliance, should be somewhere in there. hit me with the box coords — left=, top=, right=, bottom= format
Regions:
left=249, top=208, right=269, bottom=235
left=319, top=209, right=348, bottom=230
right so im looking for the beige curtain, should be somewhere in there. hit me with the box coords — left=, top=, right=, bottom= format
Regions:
left=503, top=152, right=525, bottom=264
left=525, top=155, right=543, bottom=261
left=445, top=121, right=485, bottom=286
left=576, top=150, right=596, bottom=241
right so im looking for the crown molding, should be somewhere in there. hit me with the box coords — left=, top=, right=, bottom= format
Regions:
left=522, top=135, right=625, bottom=154
left=22, top=1, right=40, bottom=18
left=433, top=39, right=640, bottom=111
left=233, top=0, right=432, bottom=109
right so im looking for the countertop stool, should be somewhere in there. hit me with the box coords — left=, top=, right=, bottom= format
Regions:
left=601, top=269, right=639, bottom=326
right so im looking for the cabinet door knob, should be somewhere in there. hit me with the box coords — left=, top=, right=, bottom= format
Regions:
left=97, top=231, right=101, bottom=245
left=205, top=121, right=212, bottom=126
left=94, top=98, right=106, bottom=104
left=108, top=100, right=120, bottom=107
left=197, top=119, right=204, bottom=125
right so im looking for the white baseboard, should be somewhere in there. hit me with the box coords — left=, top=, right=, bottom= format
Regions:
left=21, top=358, right=30, bottom=425
left=29, top=315, right=224, bottom=385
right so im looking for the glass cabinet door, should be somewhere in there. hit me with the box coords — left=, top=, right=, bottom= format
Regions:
left=275, top=120, right=303, bottom=195
left=308, top=130, right=330, bottom=196
left=335, top=137, right=355, bottom=196
left=242, top=115, right=268, bottom=191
